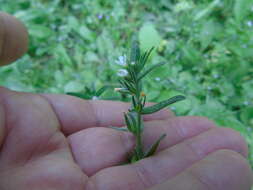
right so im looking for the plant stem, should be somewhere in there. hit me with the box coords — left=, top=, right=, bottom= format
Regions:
left=132, top=76, right=144, bottom=160
left=135, top=109, right=144, bottom=159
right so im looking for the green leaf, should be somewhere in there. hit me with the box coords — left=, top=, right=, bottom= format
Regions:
left=141, top=95, right=186, bottom=114
left=119, top=79, right=136, bottom=94
left=139, top=47, right=155, bottom=71
left=130, top=151, right=139, bottom=163
left=78, top=25, right=94, bottom=42
left=115, top=88, right=132, bottom=95
left=144, top=134, right=166, bottom=157
left=240, top=107, right=253, bottom=127
left=132, top=96, right=137, bottom=108
left=95, top=85, right=110, bottom=97
left=130, top=41, right=140, bottom=63
left=96, top=30, right=114, bottom=57
left=127, top=68, right=137, bottom=82
left=142, top=47, right=155, bottom=64
left=199, top=20, right=220, bottom=50
left=28, top=25, right=52, bottom=40
left=138, top=62, right=166, bottom=81
left=139, top=23, right=162, bottom=52
left=234, top=0, right=251, bottom=22
left=54, top=44, right=73, bottom=66
left=124, top=113, right=135, bottom=133
left=109, top=126, right=129, bottom=132
left=128, top=112, right=138, bottom=129
left=64, top=81, right=84, bottom=93
left=66, top=92, right=91, bottom=99
left=194, top=0, right=220, bottom=21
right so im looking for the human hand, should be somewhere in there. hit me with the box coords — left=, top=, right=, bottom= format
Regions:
left=0, top=13, right=252, bottom=190
left=0, top=87, right=252, bottom=190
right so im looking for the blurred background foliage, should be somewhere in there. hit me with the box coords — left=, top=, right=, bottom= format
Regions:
left=0, top=0, right=253, bottom=166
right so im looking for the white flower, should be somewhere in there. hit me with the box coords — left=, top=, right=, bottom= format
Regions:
left=114, top=88, right=125, bottom=92
left=243, top=101, right=249, bottom=106
left=115, top=55, right=127, bottom=66
left=247, top=21, right=253, bottom=27
left=171, top=106, right=176, bottom=111
left=92, top=96, right=99, bottom=100
left=117, top=69, right=128, bottom=77
left=155, top=77, right=161, bottom=81
left=170, top=79, right=176, bottom=83
left=247, top=127, right=252, bottom=132
left=213, top=73, right=219, bottom=79
left=130, top=61, right=135, bottom=65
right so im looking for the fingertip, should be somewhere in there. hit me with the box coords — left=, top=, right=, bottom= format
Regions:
left=0, top=12, right=28, bottom=66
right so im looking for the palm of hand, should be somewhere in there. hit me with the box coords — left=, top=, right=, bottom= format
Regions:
left=0, top=88, right=252, bottom=190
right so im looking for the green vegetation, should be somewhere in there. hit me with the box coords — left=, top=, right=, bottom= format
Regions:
left=0, top=0, right=253, bottom=166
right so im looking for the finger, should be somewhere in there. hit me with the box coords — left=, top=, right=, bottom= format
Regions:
left=68, top=127, right=135, bottom=176
left=69, top=116, right=214, bottom=176
left=142, top=119, right=248, bottom=157
left=0, top=12, right=28, bottom=66
left=86, top=127, right=248, bottom=190
left=42, top=94, right=174, bottom=135
left=150, top=150, right=253, bottom=190
left=0, top=88, right=73, bottom=168
left=141, top=116, right=216, bottom=152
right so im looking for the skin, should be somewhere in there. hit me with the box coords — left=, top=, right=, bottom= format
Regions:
left=0, top=13, right=252, bottom=190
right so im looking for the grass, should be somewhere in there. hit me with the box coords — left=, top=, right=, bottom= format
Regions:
left=0, top=0, right=253, bottom=167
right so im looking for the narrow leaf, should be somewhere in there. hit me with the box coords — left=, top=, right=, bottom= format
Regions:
left=138, top=62, right=166, bottom=81
left=143, top=47, right=154, bottom=64
left=66, top=92, right=91, bottom=99
left=96, top=85, right=110, bottom=96
left=141, top=95, right=146, bottom=108
left=116, top=89, right=132, bottom=95
left=124, top=113, right=135, bottom=133
left=128, top=112, right=138, bottom=130
left=144, top=134, right=166, bottom=157
left=123, top=81, right=136, bottom=94
left=194, top=0, right=220, bottom=21
left=127, top=67, right=137, bottom=82
left=85, top=86, right=93, bottom=94
left=109, top=126, right=129, bottom=132
left=130, top=151, right=139, bottom=163
left=130, top=41, right=140, bottom=63
left=139, top=47, right=155, bottom=71
left=124, top=113, right=131, bottom=128
left=132, top=96, right=137, bottom=108
left=141, top=95, right=186, bottom=114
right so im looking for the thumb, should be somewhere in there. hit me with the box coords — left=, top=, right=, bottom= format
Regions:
left=0, top=12, right=28, bottom=66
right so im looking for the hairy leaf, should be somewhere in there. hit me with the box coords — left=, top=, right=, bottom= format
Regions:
left=109, top=126, right=129, bottom=132
left=66, top=92, right=91, bottom=99
left=144, top=134, right=166, bottom=157
left=130, top=41, right=140, bottom=63
left=141, top=95, right=186, bottom=114
left=138, top=62, right=166, bottom=81
left=96, top=85, right=110, bottom=96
